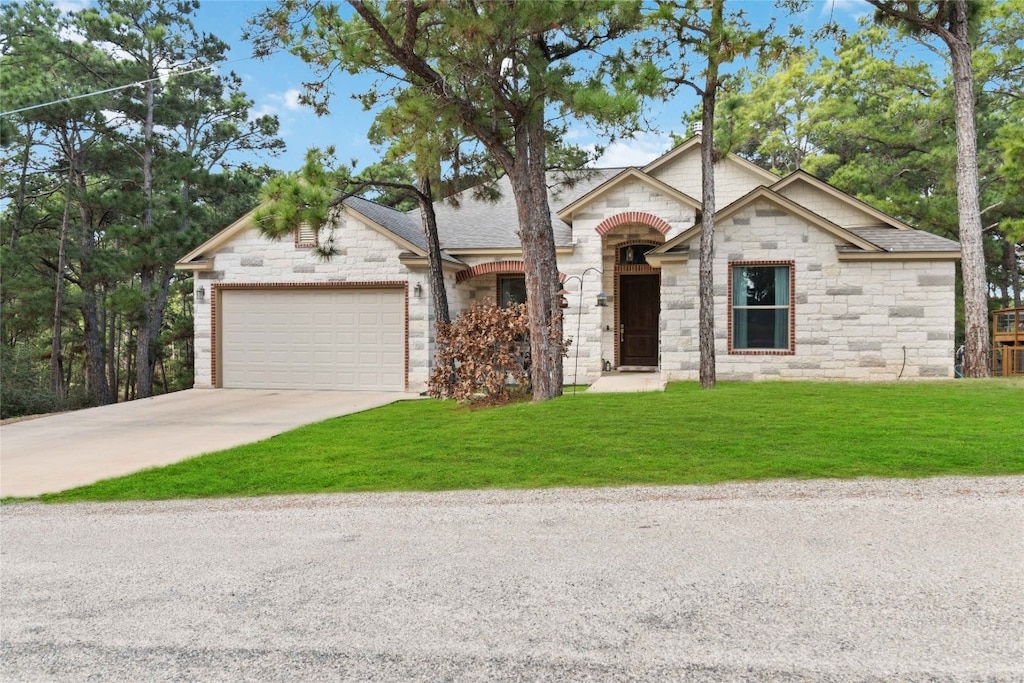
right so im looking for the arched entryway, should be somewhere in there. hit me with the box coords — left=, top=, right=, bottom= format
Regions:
left=614, top=241, right=661, bottom=367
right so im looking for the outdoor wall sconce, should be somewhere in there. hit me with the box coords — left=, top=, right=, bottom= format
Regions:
left=413, top=283, right=423, bottom=298
left=596, top=292, right=608, bottom=307
left=195, top=285, right=205, bottom=303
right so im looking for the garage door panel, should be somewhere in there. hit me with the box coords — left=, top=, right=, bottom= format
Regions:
left=220, top=288, right=405, bottom=391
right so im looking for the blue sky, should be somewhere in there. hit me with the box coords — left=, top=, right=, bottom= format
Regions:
left=51, top=0, right=885, bottom=173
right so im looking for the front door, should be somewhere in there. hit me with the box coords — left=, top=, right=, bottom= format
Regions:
left=619, top=274, right=660, bottom=366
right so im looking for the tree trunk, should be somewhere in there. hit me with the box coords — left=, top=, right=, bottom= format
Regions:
left=946, top=2, right=990, bottom=377
left=418, top=176, right=450, bottom=325
left=107, top=306, right=119, bottom=396
left=510, top=112, right=563, bottom=401
left=1012, top=247, right=1021, bottom=309
left=9, top=123, right=38, bottom=250
left=698, top=0, right=724, bottom=390
left=49, top=184, right=72, bottom=398
left=77, top=191, right=113, bottom=406
left=80, top=283, right=111, bottom=405
left=136, top=79, right=158, bottom=398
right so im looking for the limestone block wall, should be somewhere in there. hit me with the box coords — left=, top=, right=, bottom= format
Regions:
left=660, top=200, right=956, bottom=381
left=552, top=178, right=701, bottom=384
left=647, top=154, right=774, bottom=208
left=192, top=213, right=432, bottom=391
left=775, top=181, right=881, bottom=228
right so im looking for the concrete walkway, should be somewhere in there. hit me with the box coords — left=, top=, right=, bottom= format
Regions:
left=0, top=389, right=416, bottom=498
left=587, top=372, right=666, bottom=393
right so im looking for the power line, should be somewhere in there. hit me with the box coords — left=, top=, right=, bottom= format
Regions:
left=0, top=63, right=216, bottom=117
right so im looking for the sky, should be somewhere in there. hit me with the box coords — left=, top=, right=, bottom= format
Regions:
left=44, top=0, right=891, bottom=173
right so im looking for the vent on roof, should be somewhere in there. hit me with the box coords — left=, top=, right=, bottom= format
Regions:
left=296, top=222, right=318, bottom=247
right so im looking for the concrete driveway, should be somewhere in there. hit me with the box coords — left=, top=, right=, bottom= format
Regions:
left=0, top=389, right=416, bottom=498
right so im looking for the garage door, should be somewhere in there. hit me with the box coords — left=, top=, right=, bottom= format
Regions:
left=219, top=288, right=405, bottom=390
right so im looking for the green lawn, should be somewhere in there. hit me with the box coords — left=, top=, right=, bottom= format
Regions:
left=32, top=380, right=1024, bottom=503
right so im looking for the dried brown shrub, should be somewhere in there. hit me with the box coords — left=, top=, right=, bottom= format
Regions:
left=428, top=303, right=531, bottom=403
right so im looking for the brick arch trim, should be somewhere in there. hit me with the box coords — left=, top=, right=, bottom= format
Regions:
left=595, top=211, right=672, bottom=237
left=456, top=260, right=566, bottom=284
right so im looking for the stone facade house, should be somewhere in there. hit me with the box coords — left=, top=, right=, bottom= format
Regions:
left=175, top=137, right=961, bottom=392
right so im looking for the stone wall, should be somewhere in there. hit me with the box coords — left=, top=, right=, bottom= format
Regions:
left=647, top=154, right=775, bottom=208
left=192, top=213, right=433, bottom=391
left=660, top=199, right=956, bottom=381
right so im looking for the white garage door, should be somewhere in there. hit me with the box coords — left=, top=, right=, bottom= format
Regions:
left=220, top=288, right=405, bottom=391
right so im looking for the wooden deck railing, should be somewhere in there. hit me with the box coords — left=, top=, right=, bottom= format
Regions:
left=992, top=307, right=1024, bottom=377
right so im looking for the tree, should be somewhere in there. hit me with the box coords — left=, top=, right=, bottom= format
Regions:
left=249, top=0, right=648, bottom=401
left=1, top=0, right=281, bottom=416
left=864, top=0, right=990, bottom=376
left=644, top=0, right=792, bottom=388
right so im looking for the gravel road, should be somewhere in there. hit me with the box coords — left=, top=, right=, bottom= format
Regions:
left=2, top=477, right=1022, bottom=682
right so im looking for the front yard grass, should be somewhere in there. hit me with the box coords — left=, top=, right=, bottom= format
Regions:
left=35, top=380, right=1024, bottom=502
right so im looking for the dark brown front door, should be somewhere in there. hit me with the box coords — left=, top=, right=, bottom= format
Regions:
left=619, top=274, right=660, bottom=366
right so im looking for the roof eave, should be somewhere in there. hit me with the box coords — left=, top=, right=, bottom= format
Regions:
left=175, top=207, right=259, bottom=266
left=644, top=252, right=689, bottom=268
left=443, top=245, right=576, bottom=256
left=837, top=250, right=962, bottom=261
left=398, top=253, right=467, bottom=271
left=174, top=258, right=214, bottom=271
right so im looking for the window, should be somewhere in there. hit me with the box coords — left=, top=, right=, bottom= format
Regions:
left=618, top=244, right=653, bottom=265
left=730, top=263, right=793, bottom=352
left=498, top=275, right=527, bottom=308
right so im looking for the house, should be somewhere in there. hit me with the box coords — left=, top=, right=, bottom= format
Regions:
left=175, top=137, right=961, bottom=392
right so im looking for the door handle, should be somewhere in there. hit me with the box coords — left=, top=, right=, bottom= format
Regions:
left=620, top=324, right=624, bottom=343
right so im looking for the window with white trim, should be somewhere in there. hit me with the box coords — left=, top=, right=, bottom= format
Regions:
left=730, top=263, right=793, bottom=352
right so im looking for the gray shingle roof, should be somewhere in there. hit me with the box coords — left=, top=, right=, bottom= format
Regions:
left=846, top=226, right=961, bottom=253
left=342, top=196, right=426, bottom=250
left=428, top=168, right=624, bottom=249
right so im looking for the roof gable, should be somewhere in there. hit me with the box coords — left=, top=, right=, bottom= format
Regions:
left=770, top=170, right=916, bottom=231
left=556, top=167, right=701, bottom=222
left=176, top=209, right=258, bottom=269
left=649, top=186, right=882, bottom=255
left=642, top=134, right=780, bottom=184
left=175, top=198, right=437, bottom=270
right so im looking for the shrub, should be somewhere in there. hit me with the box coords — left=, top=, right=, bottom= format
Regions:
left=0, top=345, right=68, bottom=419
left=428, top=303, right=531, bottom=404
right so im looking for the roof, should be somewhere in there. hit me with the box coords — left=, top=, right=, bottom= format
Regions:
left=556, top=167, right=701, bottom=222
left=845, top=227, right=960, bottom=253
left=429, top=168, right=623, bottom=250
left=648, top=186, right=960, bottom=264
left=178, top=137, right=959, bottom=267
left=770, top=170, right=917, bottom=232
left=342, top=196, right=424, bottom=249
left=342, top=196, right=466, bottom=266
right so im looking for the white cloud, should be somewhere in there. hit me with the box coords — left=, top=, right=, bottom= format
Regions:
left=252, top=89, right=308, bottom=120
left=592, top=132, right=675, bottom=168
left=283, top=88, right=303, bottom=111
left=54, top=0, right=90, bottom=12
left=820, top=0, right=872, bottom=20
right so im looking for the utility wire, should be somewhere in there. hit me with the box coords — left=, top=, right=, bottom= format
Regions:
left=0, top=41, right=311, bottom=118
left=2, top=22, right=376, bottom=119
left=0, top=63, right=216, bottom=117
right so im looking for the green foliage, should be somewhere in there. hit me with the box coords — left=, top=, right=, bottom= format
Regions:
left=0, top=0, right=282, bottom=411
left=31, top=381, right=1024, bottom=502
left=700, top=8, right=1022, bottom=314
left=0, top=345, right=66, bottom=419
